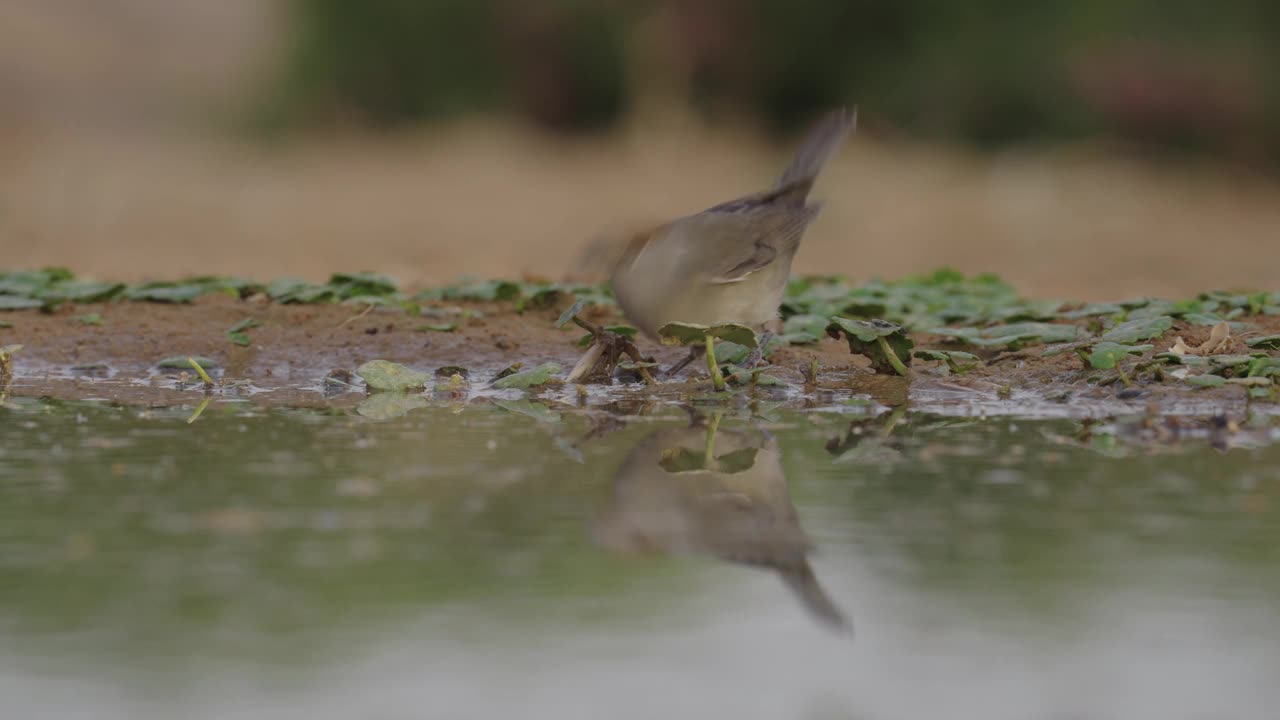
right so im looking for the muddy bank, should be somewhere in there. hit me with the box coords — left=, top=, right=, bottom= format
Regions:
left=3, top=294, right=1277, bottom=419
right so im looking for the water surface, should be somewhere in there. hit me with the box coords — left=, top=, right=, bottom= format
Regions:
left=2, top=398, right=1278, bottom=719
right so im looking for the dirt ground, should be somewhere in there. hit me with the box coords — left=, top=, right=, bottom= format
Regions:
left=4, top=295, right=1277, bottom=417
left=3, top=123, right=1280, bottom=302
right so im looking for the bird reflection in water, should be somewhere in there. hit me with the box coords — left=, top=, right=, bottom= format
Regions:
left=592, top=411, right=850, bottom=631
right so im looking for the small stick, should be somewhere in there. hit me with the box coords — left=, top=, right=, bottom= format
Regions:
left=338, top=303, right=376, bottom=328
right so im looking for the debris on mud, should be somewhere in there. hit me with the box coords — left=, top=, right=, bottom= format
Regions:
left=561, top=299, right=653, bottom=385
left=0, top=267, right=1276, bottom=417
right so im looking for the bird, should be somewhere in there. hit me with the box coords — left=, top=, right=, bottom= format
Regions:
left=592, top=414, right=850, bottom=630
left=602, top=109, right=855, bottom=375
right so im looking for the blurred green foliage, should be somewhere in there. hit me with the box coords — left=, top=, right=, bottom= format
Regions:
left=264, top=0, right=628, bottom=131
left=266, top=0, right=1280, bottom=160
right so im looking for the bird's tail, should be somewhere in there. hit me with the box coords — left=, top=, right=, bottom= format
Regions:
left=773, top=108, right=856, bottom=194
left=778, top=561, right=852, bottom=632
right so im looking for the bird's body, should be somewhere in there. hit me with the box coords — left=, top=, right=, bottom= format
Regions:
left=610, top=214, right=801, bottom=338
left=609, top=109, right=854, bottom=341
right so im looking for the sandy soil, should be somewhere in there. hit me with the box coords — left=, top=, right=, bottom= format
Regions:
left=3, top=123, right=1279, bottom=302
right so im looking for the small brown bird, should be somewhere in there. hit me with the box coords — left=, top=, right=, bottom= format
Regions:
left=606, top=109, right=855, bottom=372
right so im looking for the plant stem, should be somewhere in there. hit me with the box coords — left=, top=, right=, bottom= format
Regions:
left=876, top=336, right=910, bottom=376
left=620, top=343, right=657, bottom=385
left=704, top=335, right=725, bottom=390
left=1116, top=362, right=1132, bottom=388
left=187, top=357, right=215, bottom=389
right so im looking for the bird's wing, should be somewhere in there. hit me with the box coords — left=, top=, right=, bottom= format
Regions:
left=674, top=202, right=820, bottom=284
left=703, top=177, right=815, bottom=214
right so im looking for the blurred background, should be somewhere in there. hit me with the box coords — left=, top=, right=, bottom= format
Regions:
left=2, top=0, right=1279, bottom=299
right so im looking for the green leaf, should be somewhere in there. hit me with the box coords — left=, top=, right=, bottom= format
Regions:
left=123, top=282, right=208, bottom=303
left=71, top=313, right=103, bottom=326
left=39, top=280, right=126, bottom=304
left=1247, top=357, right=1280, bottom=378
left=356, top=360, right=432, bottom=392
left=268, top=277, right=335, bottom=303
left=225, top=318, right=259, bottom=346
left=1206, top=354, right=1254, bottom=369
left=928, top=322, right=1082, bottom=347
left=555, top=299, right=586, bottom=328
left=1182, top=312, right=1226, bottom=326
left=439, top=279, right=521, bottom=302
left=913, top=349, right=980, bottom=373
left=658, top=322, right=759, bottom=348
left=328, top=272, right=399, bottom=299
left=492, top=362, right=561, bottom=389
left=1185, top=374, right=1226, bottom=389
left=0, top=268, right=72, bottom=296
left=227, top=318, right=260, bottom=333
left=1246, top=335, right=1280, bottom=350
left=723, top=365, right=783, bottom=386
left=356, top=393, right=429, bottom=420
left=779, top=314, right=829, bottom=344
left=1226, top=376, right=1272, bottom=387
left=827, top=317, right=901, bottom=342
left=1088, top=342, right=1153, bottom=370
left=1060, top=302, right=1124, bottom=319
left=124, top=277, right=256, bottom=303
left=491, top=398, right=561, bottom=423
left=0, top=296, right=43, bottom=310
left=713, top=341, right=753, bottom=366
left=1155, top=352, right=1208, bottom=366
left=1100, top=316, right=1173, bottom=343
left=827, top=318, right=913, bottom=375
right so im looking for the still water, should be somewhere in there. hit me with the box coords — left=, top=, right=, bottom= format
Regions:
left=1, top=397, right=1278, bottom=719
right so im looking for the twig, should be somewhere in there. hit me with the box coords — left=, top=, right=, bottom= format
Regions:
left=338, top=303, right=376, bottom=328
left=573, top=314, right=656, bottom=385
